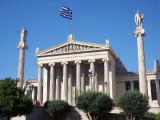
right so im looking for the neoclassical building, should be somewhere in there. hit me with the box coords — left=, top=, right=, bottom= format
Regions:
left=29, top=33, right=160, bottom=113
left=35, top=34, right=128, bottom=105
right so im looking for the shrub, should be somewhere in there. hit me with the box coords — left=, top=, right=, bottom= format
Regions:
left=44, top=100, right=70, bottom=120
left=156, top=113, right=160, bottom=120
left=145, top=112, right=156, bottom=119
left=76, top=91, right=114, bottom=120
left=117, top=90, right=149, bottom=120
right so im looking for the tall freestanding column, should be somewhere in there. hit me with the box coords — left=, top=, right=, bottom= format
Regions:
left=134, top=11, right=147, bottom=94
left=17, top=27, right=28, bottom=88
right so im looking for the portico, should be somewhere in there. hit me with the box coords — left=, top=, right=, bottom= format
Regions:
left=36, top=34, right=127, bottom=105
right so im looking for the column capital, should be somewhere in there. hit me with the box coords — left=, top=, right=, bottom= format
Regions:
left=49, top=63, right=55, bottom=66
left=37, top=63, right=43, bottom=67
left=134, top=27, right=145, bottom=37
left=88, top=59, right=95, bottom=63
left=102, top=58, right=110, bottom=62
left=75, top=60, right=81, bottom=64
left=61, top=62, right=68, bottom=65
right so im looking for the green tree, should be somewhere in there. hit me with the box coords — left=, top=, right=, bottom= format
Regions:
left=117, top=90, right=149, bottom=120
left=76, top=91, right=114, bottom=120
left=0, top=78, right=33, bottom=120
left=44, top=100, right=70, bottom=120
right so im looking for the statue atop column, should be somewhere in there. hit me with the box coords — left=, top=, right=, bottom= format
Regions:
left=17, top=27, right=28, bottom=49
left=134, top=10, right=144, bottom=28
left=17, top=27, right=29, bottom=88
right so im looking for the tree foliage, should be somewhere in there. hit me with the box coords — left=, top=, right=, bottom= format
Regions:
left=0, top=78, right=33, bottom=120
left=44, top=100, right=70, bottom=120
left=117, top=90, right=149, bottom=120
left=76, top=91, right=114, bottom=120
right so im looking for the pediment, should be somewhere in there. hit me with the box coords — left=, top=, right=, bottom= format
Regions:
left=36, top=40, right=108, bottom=56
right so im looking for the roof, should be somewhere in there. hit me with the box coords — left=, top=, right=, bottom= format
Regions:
left=36, top=34, right=125, bottom=65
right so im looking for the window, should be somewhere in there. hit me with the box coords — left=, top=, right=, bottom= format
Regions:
left=134, top=81, right=139, bottom=91
left=151, top=80, right=157, bottom=100
left=125, top=81, right=131, bottom=91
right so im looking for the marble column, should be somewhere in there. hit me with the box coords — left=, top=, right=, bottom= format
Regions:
left=62, top=62, right=68, bottom=101
left=147, top=80, right=152, bottom=101
left=88, top=60, right=95, bottom=91
left=68, top=67, right=72, bottom=105
left=49, top=63, right=55, bottom=100
left=56, top=67, right=60, bottom=100
left=131, top=81, right=134, bottom=90
left=37, top=64, right=43, bottom=105
left=134, top=12, right=147, bottom=95
left=102, top=58, right=109, bottom=95
left=43, top=66, right=50, bottom=104
left=17, top=27, right=28, bottom=88
left=75, top=61, right=81, bottom=95
left=156, top=80, right=160, bottom=103
left=134, top=28, right=147, bottom=94
left=81, top=67, right=85, bottom=92
left=32, top=87, right=35, bottom=101
left=95, top=73, right=98, bottom=92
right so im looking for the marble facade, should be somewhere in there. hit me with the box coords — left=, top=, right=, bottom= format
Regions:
left=34, top=34, right=127, bottom=105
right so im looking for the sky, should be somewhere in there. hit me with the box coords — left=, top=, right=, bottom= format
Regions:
left=0, top=0, right=160, bottom=80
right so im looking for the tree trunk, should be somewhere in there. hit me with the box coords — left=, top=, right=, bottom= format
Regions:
left=7, top=116, right=10, bottom=120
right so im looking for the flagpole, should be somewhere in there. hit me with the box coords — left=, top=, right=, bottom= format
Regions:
left=70, top=20, right=72, bottom=34
left=70, top=7, right=73, bottom=34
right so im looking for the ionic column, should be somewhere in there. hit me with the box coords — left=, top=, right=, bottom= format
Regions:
left=81, top=67, right=85, bottom=92
left=102, top=58, right=109, bottom=95
left=37, top=64, right=43, bottom=105
left=32, top=87, right=35, bottom=101
left=95, top=73, right=98, bottom=92
left=56, top=67, right=60, bottom=100
left=43, top=66, right=50, bottom=104
left=62, top=62, right=68, bottom=101
left=147, top=80, right=152, bottom=101
left=17, top=27, right=28, bottom=88
left=75, top=61, right=81, bottom=95
left=68, top=67, right=72, bottom=105
left=49, top=63, right=55, bottom=100
left=156, top=79, right=160, bottom=103
left=88, top=60, right=95, bottom=91
left=134, top=14, right=147, bottom=95
left=131, top=81, right=134, bottom=90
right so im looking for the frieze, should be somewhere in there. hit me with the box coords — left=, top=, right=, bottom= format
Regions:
left=43, top=43, right=100, bottom=55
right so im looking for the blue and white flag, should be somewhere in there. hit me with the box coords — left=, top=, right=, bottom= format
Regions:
left=60, top=6, right=72, bottom=20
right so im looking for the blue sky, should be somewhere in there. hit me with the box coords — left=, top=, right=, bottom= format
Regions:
left=0, top=0, right=160, bottom=80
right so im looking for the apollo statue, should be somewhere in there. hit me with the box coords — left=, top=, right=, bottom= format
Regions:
left=134, top=10, right=144, bottom=28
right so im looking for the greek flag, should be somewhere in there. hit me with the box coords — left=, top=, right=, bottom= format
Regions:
left=60, top=6, right=72, bottom=20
